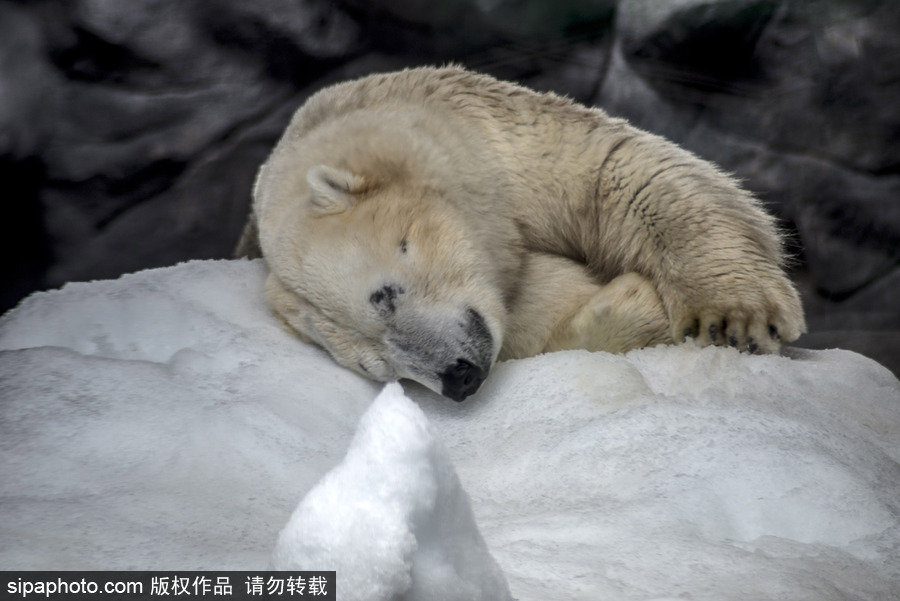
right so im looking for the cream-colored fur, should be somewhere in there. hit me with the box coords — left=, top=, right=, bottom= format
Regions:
left=240, top=66, right=805, bottom=400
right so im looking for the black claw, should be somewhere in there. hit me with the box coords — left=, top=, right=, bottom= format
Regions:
left=769, top=324, right=780, bottom=340
left=728, top=334, right=738, bottom=347
left=709, top=324, right=718, bottom=342
left=748, top=338, right=758, bottom=354
left=683, top=319, right=700, bottom=339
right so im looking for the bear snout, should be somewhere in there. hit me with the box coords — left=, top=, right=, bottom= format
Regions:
left=386, top=306, right=495, bottom=399
left=439, top=359, right=487, bottom=402
left=438, top=308, right=493, bottom=401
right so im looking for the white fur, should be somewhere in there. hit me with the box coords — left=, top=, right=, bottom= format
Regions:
left=240, top=66, right=806, bottom=398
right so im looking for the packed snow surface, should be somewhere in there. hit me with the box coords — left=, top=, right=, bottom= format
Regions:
left=272, top=382, right=513, bottom=601
left=1, top=259, right=899, bottom=601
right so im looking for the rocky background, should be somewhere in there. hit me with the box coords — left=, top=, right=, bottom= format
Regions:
left=1, top=0, right=898, bottom=375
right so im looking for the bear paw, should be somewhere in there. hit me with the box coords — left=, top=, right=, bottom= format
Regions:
left=672, top=294, right=806, bottom=354
left=561, top=273, right=672, bottom=354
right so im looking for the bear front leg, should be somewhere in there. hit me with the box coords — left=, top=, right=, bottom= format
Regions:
left=589, top=134, right=807, bottom=354
left=546, top=272, right=672, bottom=355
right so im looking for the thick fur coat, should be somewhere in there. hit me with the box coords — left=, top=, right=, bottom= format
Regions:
left=238, top=66, right=805, bottom=400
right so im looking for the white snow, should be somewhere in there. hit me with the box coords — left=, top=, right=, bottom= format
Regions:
left=272, top=382, right=513, bottom=601
left=1, top=259, right=899, bottom=600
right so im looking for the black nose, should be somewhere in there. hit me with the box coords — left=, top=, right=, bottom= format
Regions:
left=439, top=359, right=487, bottom=402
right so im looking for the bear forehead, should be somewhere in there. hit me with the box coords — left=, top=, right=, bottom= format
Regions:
left=309, top=190, right=466, bottom=243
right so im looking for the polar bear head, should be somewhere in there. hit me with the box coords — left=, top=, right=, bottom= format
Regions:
left=260, top=164, right=519, bottom=401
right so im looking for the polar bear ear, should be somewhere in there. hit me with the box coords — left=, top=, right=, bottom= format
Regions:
left=306, top=165, right=366, bottom=215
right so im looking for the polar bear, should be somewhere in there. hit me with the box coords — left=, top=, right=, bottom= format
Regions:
left=238, top=66, right=805, bottom=401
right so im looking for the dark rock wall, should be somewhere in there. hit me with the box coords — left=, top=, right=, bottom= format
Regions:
left=1, top=0, right=897, bottom=375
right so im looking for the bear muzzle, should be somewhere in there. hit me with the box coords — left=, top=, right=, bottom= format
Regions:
left=435, top=307, right=494, bottom=401
left=387, top=306, right=495, bottom=401
left=439, top=358, right=488, bottom=402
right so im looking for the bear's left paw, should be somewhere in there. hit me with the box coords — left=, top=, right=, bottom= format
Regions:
left=685, top=312, right=774, bottom=354
left=667, top=266, right=806, bottom=354
left=675, top=300, right=804, bottom=354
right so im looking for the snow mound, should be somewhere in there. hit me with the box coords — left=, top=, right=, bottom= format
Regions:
left=1, top=259, right=899, bottom=600
left=272, top=382, right=512, bottom=601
